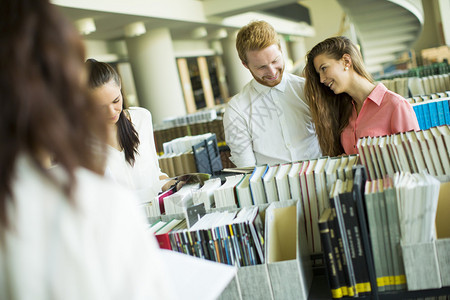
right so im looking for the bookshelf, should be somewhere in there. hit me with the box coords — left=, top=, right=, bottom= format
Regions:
left=153, top=111, right=235, bottom=171
left=176, top=55, right=230, bottom=114
left=308, top=164, right=450, bottom=299
left=147, top=157, right=450, bottom=299
left=148, top=91, right=450, bottom=298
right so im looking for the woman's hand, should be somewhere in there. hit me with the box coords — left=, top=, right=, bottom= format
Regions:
left=161, top=179, right=185, bottom=192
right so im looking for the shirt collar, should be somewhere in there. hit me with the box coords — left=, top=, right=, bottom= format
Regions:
left=251, top=72, right=287, bottom=95
left=367, top=83, right=387, bottom=106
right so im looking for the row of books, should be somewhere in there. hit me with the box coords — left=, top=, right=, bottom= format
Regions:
left=150, top=206, right=265, bottom=267
left=319, top=164, right=447, bottom=299
left=319, top=165, right=371, bottom=298
left=158, top=151, right=197, bottom=178
left=160, top=108, right=219, bottom=127
left=380, top=73, right=450, bottom=98
left=409, top=93, right=450, bottom=130
left=406, top=91, right=450, bottom=104
left=377, top=62, right=449, bottom=81
left=157, top=133, right=224, bottom=178
left=162, top=133, right=214, bottom=154
left=150, top=155, right=360, bottom=256
left=148, top=200, right=314, bottom=300
left=363, top=172, right=441, bottom=292
left=154, top=118, right=226, bottom=154
left=356, top=125, right=450, bottom=181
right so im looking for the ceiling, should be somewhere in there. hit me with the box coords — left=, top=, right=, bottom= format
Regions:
left=53, top=0, right=313, bottom=41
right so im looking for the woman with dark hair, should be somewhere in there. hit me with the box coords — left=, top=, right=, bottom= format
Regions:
left=303, top=36, right=419, bottom=156
left=0, top=0, right=174, bottom=298
left=85, top=59, right=176, bottom=203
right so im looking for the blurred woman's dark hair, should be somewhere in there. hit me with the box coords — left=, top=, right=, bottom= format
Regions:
left=0, top=0, right=107, bottom=232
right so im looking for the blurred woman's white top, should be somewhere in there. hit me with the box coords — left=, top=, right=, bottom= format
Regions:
left=0, top=154, right=175, bottom=300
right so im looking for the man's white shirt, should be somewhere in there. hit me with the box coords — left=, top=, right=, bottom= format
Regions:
left=223, top=72, right=322, bottom=167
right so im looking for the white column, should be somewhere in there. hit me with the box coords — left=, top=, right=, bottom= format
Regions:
left=288, top=36, right=307, bottom=76
left=125, top=27, right=186, bottom=125
left=220, top=30, right=253, bottom=97
left=438, top=0, right=450, bottom=45
left=279, top=34, right=293, bottom=72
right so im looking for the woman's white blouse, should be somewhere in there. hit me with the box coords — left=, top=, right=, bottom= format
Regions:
left=0, top=155, right=175, bottom=300
left=104, top=107, right=166, bottom=203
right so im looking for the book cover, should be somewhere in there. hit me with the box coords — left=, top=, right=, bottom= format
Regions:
left=337, top=179, right=371, bottom=295
left=436, top=125, right=450, bottom=159
left=399, top=132, right=418, bottom=173
left=383, top=176, right=406, bottom=290
left=404, top=130, right=427, bottom=173
left=288, top=161, right=304, bottom=202
left=422, top=129, right=444, bottom=176
left=314, top=156, right=330, bottom=216
left=185, top=203, right=206, bottom=228
left=299, top=161, right=313, bottom=253
left=155, top=218, right=186, bottom=250
left=436, top=99, right=447, bottom=126
left=319, top=207, right=345, bottom=299
left=429, top=127, right=450, bottom=173
left=428, top=101, right=439, bottom=128
left=352, top=165, right=377, bottom=296
left=305, top=159, right=321, bottom=254
left=422, top=102, right=432, bottom=129
left=249, top=164, right=269, bottom=205
left=412, top=104, right=425, bottom=129
left=414, top=130, right=437, bottom=176
left=275, top=163, right=292, bottom=202
left=443, top=99, right=450, bottom=124
left=373, top=179, right=393, bottom=290
left=329, top=212, right=349, bottom=298
left=263, top=164, right=280, bottom=203
left=235, top=173, right=253, bottom=207
left=329, top=180, right=358, bottom=297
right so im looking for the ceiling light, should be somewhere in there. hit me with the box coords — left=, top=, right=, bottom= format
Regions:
left=124, top=21, right=147, bottom=38
left=75, top=18, right=96, bottom=35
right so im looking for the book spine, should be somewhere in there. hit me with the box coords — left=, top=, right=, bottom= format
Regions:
left=339, top=194, right=371, bottom=295
left=422, top=103, right=432, bottom=129
left=437, top=100, right=446, bottom=126
left=229, top=224, right=242, bottom=267
left=198, top=229, right=211, bottom=261
left=413, top=105, right=424, bottom=129
left=330, top=198, right=358, bottom=297
left=155, top=233, right=172, bottom=250
left=329, top=219, right=349, bottom=297
left=429, top=102, right=439, bottom=128
left=319, top=213, right=344, bottom=299
left=353, top=167, right=379, bottom=298
left=443, top=99, right=450, bottom=124
left=206, top=229, right=218, bottom=262
left=384, top=188, right=406, bottom=290
left=377, top=190, right=396, bottom=290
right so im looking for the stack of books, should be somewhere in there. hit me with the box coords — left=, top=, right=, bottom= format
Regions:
left=408, top=92, right=450, bottom=130
left=149, top=200, right=314, bottom=300
left=357, top=125, right=450, bottom=181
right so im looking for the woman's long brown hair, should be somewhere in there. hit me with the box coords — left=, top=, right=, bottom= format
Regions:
left=0, top=0, right=107, bottom=232
left=303, top=36, right=374, bottom=156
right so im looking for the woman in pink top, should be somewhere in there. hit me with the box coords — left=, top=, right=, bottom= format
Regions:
left=303, top=36, right=419, bottom=156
